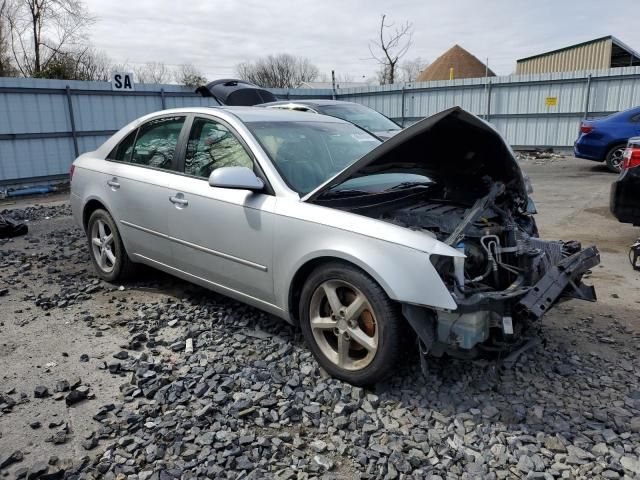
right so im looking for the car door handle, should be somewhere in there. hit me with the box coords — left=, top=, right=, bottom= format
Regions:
left=107, top=178, right=120, bottom=189
left=169, top=195, right=188, bottom=206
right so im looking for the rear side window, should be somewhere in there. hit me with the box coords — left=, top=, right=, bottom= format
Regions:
left=130, top=116, right=185, bottom=169
left=107, top=116, right=186, bottom=169
left=107, top=130, right=137, bottom=162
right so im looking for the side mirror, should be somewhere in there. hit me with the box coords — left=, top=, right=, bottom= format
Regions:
left=208, top=166, right=264, bottom=191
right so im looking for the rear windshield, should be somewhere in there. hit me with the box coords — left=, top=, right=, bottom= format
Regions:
left=593, top=107, right=640, bottom=122
left=246, top=121, right=380, bottom=195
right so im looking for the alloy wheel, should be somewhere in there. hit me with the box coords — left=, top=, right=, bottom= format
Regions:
left=610, top=147, right=625, bottom=171
left=309, top=279, right=378, bottom=371
left=91, top=219, right=116, bottom=273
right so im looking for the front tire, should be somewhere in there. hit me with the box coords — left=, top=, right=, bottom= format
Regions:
left=87, top=209, right=135, bottom=282
left=605, top=144, right=626, bottom=173
left=299, top=262, right=402, bottom=386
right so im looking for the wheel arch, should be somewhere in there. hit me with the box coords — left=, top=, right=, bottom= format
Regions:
left=287, top=254, right=395, bottom=326
left=82, top=197, right=111, bottom=232
left=605, top=140, right=629, bottom=154
left=282, top=239, right=457, bottom=324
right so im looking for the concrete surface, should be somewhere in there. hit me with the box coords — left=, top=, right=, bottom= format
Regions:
left=526, top=156, right=640, bottom=305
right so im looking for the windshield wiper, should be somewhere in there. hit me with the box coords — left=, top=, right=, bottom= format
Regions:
left=383, top=181, right=432, bottom=192
left=319, top=189, right=372, bottom=199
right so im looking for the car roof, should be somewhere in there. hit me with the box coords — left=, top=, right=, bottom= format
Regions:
left=259, top=99, right=359, bottom=108
left=144, top=106, right=350, bottom=124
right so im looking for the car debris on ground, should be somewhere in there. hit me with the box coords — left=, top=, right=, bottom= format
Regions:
left=0, top=201, right=639, bottom=479
left=0, top=213, right=28, bottom=238
left=515, top=149, right=564, bottom=164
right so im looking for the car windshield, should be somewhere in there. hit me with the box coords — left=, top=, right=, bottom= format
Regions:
left=247, top=120, right=381, bottom=195
left=317, top=104, right=401, bottom=134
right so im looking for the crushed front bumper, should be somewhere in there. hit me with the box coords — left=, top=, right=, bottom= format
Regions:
left=407, top=246, right=600, bottom=357
left=517, top=246, right=599, bottom=318
left=453, top=246, right=599, bottom=319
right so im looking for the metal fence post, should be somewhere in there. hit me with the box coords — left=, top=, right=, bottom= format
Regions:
left=401, top=85, right=406, bottom=127
left=486, top=81, right=492, bottom=122
left=65, top=86, right=79, bottom=157
left=160, top=88, right=166, bottom=110
left=583, top=74, right=592, bottom=119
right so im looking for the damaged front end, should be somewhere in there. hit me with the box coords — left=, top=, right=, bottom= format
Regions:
left=307, top=106, right=600, bottom=358
left=418, top=195, right=599, bottom=358
left=394, top=177, right=599, bottom=359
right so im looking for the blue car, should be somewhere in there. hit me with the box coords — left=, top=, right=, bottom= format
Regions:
left=574, top=106, right=640, bottom=172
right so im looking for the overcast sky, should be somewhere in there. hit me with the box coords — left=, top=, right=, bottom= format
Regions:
left=84, top=0, right=639, bottom=81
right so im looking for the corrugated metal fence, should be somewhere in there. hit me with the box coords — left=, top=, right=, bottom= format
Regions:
left=0, top=78, right=218, bottom=185
left=2, top=66, right=640, bottom=185
left=273, top=66, right=640, bottom=148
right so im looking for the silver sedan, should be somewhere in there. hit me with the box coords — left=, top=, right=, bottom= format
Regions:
left=71, top=106, right=599, bottom=385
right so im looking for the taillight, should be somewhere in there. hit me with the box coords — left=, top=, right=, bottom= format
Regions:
left=580, top=123, right=593, bottom=134
left=69, top=164, right=75, bottom=181
left=622, top=147, right=640, bottom=170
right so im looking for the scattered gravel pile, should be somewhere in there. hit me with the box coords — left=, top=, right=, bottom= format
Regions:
left=1, top=203, right=72, bottom=222
left=56, top=297, right=637, bottom=480
left=0, top=219, right=98, bottom=314
left=1, top=205, right=639, bottom=479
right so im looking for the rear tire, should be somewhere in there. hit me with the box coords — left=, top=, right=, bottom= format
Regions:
left=87, top=209, right=135, bottom=282
left=605, top=144, right=626, bottom=173
left=299, top=262, right=402, bottom=386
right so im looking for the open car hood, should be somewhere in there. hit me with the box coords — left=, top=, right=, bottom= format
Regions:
left=302, top=107, right=527, bottom=203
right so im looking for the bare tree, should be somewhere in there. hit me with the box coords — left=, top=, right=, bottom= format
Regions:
left=319, top=71, right=357, bottom=86
left=31, top=47, right=110, bottom=80
left=175, top=63, right=206, bottom=87
left=399, top=57, right=428, bottom=82
left=134, top=61, right=169, bottom=84
left=236, top=53, right=318, bottom=88
left=0, top=0, right=16, bottom=75
left=6, top=0, right=94, bottom=77
left=375, top=65, right=389, bottom=85
left=368, top=14, right=413, bottom=84
left=74, top=47, right=110, bottom=80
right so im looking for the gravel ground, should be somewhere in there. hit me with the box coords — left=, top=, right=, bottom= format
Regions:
left=1, top=158, right=640, bottom=479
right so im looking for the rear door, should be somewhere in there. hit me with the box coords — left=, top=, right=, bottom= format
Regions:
left=167, top=115, right=277, bottom=305
left=103, top=115, right=188, bottom=265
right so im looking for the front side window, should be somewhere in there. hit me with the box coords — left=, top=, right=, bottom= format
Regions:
left=184, top=117, right=253, bottom=178
left=129, top=116, right=185, bottom=169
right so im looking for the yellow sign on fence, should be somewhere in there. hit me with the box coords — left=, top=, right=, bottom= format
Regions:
left=545, top=97, right=558, bottom=107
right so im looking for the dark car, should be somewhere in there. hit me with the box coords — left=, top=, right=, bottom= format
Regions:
left=196, top=79, right=277, bottom=106
left=574, top=106, right=640, bottom=172
left=259, top=99, right=402, bottom=140
left=611, top=137, right=640, bottom=225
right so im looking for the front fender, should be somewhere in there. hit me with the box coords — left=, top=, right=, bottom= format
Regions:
left=273, top=211, right=458, bottom=316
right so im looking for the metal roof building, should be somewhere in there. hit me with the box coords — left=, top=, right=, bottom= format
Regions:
left=516, top=36, right=640, bottom=75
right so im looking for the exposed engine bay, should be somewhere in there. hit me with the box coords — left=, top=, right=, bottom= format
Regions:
left=309, top=107, right=600, bottom=358
left=322, top=181, right=599, bottom=357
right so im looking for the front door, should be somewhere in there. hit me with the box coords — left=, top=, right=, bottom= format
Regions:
left=167, top=116, right=276, bottom=306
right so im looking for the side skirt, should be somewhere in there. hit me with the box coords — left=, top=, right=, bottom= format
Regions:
left=131, top=253, right=290, bottom=322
